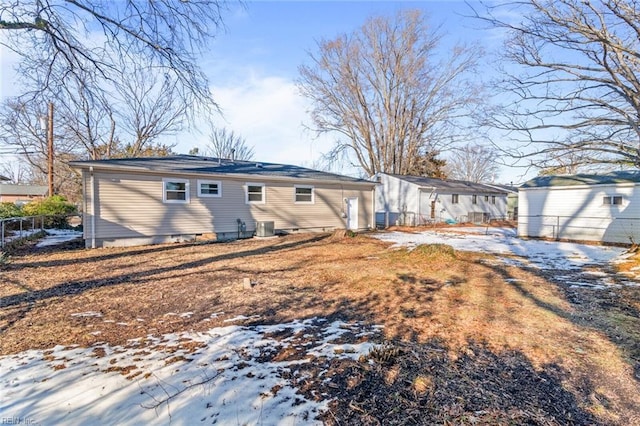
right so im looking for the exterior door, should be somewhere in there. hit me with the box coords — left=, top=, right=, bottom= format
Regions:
left=346, top=197, right=359, bottom=230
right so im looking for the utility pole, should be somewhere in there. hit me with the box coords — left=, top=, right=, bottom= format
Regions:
left=42, top=102, right=54, bottom=197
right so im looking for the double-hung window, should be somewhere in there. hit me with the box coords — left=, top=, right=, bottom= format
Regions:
left=472, top=195, right=477, bottom=204
left=294, top=185, right=314, bottom=204
left=452, top=194, right=459, bottom=204
left=197, top=180, right=222, bottom=198
left=246, top=183, right=265, bottom=204
left=163, top=178, right=189, bottom=203
left=603, top=195, right=623, bottom=205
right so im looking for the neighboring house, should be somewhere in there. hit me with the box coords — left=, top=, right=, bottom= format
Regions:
left=69, top=155, right=376, bottom=248
left=0, top=184, right=48, bottom=205
left=518, top=170, right=640, bottom=244
left=374, top=173, right=510, bottom=226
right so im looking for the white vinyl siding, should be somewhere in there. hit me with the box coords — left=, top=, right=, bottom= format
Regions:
left=82, top=171, right=374, bottom=245
left=246, top=183, right=265, bottom=204
left=163, top=178, right=189, bottom=203
left=518, top=184, right=639, bottom=244
left=197, top=180, right=222, bottom=197
left=294, top=185, right=314, bottom=204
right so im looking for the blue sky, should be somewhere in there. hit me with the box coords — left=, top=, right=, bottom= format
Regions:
left=0, top=1, right=533, bottom=184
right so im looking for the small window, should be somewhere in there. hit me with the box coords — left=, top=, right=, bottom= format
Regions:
left=163, top=178, right=189, bottom=203
left=603, top=195, right=623, bottom=205
left=246, top=183, right=265, bottom=204
left=491, top=195, right=496, bottom=204
left=198, top=180, right=222, bottom=197
left=485, top=195, right=489, bottom=201
left=472, top=195, right=477, bottom=204
left=452, top=194, right=459, bottom=204
left=294, top=185, right=314, bottom=203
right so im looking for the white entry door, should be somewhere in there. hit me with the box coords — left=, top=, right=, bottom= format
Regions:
left=346, top=197, right=359, bottom=230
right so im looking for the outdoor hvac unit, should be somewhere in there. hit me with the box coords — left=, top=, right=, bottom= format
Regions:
left=256, top=221, right=275, bottom=237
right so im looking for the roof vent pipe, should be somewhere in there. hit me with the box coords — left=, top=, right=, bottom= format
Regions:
left=231, top=148, right=235, bottom=162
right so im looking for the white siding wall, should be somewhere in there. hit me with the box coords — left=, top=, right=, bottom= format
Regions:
left=435, top=193, right=507, bottom=223
left=82, top=170, right=374, bottom=245
left=518, top=183, right=640, bottom=244
left=375, top=174, right=420, bottom=214
left=375, top=173, right=508, bottom=225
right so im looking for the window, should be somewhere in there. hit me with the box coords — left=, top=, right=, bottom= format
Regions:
left=603, top=195, right=623, bottom=205
left=491, top=195, right=496, bottom=204
left=484, top=195, right=489, bottom=202
left=452, top=194, right=459, bottom=204
left=472, top=195, right=477, bottom=204
left=163, top=178, right=189, bottom=203
left=246, top=183, right=265, bottom=204
left=197, top=180, right=222, bottom=197
left=294, top=185, right=314, bottom=203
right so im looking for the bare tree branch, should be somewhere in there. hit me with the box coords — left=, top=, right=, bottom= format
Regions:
left=471, top=0, right=640, bottom=171
left=297, top=10, right=484, bottom=176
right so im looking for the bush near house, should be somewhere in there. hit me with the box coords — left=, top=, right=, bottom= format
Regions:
left=0, top=202, right=22, bottom=219
left=22, top=195, right=77, bottom=228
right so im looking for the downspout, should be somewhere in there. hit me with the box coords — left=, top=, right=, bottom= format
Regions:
left=90, top=166, right=96, bottom=249
left=371, top=185, right=375, bottom=230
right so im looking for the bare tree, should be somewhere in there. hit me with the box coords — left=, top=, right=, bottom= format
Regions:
left=446, top=143, right=500, bottom=183
left=115, top=66, right=185, bottom=156
left=0, top=0, right=226, bottom=112
left=205, top=128, right=254, bottom=160
left=473, top=0, right=640, bottom=170
left=0, top=161, right=34, bottom=184
left=297, top=9, right=484, bottom=177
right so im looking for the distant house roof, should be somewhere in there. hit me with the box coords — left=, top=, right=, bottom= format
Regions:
left=0, top=184, right=48, bottom=196
left=520, top=170, right=640, bottom=189
left=0, top=175, right=9, bottom=182
left=69, top=155, right=375, bottom=186
left=382, top=173, right=511, bottom=194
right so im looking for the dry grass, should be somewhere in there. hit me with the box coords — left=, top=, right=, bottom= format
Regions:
left=1, top=231, right=639, bottom=424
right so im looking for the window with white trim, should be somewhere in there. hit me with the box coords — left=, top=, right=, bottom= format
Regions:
left=603, top=195, right=623, bottom=205
left=452, top=194, right=459, bottom=204
left=197, top=180, right=222, bottom=197
left=294, top=185, right=314, bottom=203
left=472, top=195, right=477, bottom=204
left=246, top=183, right=265, bottom=204
left=491, top=195, right=496, bottom=204
left=163, top=178, right=189, bottom=203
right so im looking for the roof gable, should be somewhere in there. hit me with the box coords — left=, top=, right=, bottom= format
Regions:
left=69, top=155, right=375, bottom=186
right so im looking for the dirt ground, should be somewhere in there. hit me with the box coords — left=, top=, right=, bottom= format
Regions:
left=1, top=230, right=640, bottom=425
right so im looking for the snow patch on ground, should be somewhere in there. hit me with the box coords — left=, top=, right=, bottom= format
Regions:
left=0, top=318, right=381, bottom=426
left=35, top=228, right=83, bottom=247
left=373, top=227, right=634, bottom=290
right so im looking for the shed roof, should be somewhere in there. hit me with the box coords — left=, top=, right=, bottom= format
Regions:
left=0, top=184, right=48, bottom=196
left=69, top=155, right=375, bottom=186
left=383, top=173, right=512, bottom=194
left=520, top=170, right=640, bottom=189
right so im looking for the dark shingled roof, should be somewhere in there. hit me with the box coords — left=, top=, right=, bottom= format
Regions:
left=69, top=155, right=375, bottom=185
left=521, top=170, right=640, bottom=188
left=386, top=174, right=511, bottom=194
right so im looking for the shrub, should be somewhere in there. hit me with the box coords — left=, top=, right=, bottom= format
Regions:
left=0, top=202, right=22, bottom=219
left=22, top=195, right=77, bottom=228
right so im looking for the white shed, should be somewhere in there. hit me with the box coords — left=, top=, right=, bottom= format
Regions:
left=374, top=173, right=511, bottom=226
left=518, top=170, right=640, bottom=244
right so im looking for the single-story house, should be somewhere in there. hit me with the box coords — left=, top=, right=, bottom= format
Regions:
left=0, top=183, right=48, bottom=205
left=518, top=170, right=640, bottom=244
left=69, top=155, right=376, bottom=248
left=373, top=173, right=511, bottom=226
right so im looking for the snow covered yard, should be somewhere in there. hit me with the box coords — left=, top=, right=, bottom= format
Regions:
left=373, top=226, right=639, bottom=289
left=1, top=319, right=380, bottom=425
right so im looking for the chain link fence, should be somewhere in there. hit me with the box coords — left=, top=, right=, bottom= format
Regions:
left=0, top=214, right=82, bottom=249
